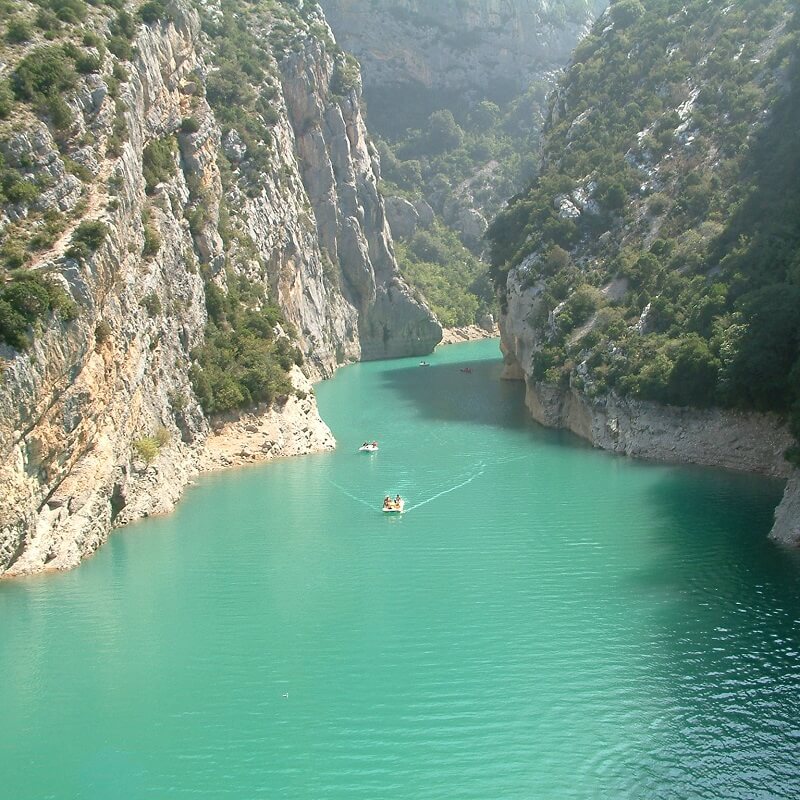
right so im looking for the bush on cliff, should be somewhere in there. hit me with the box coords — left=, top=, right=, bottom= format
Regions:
left=190, top=277, right=300, bottom=415
left=11, top=46, right=78, bottom=104
left=142, top=137, right=177, bottom=194
left=0, top=273, right=76, bottom=350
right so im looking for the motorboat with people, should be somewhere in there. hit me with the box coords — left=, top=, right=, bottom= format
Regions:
left=359, top=441, right=379, bottom=452
left=419, top=361, right=430, bottom=367
left=382, top=495, right=404, bottom=513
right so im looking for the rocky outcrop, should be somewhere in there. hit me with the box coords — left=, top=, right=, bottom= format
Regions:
left=319, top=0, right=606, bottom=93
left=385, top=196, right=420, bottom=240
left=1, top=9, right=212, bottom=577
left=199, top=367, right=334, bottom=471
left=771, top=475, right=800, bottom=546
left=439, top=319, right=498, bottom=345
left=0, top=1, right=438, bottom=577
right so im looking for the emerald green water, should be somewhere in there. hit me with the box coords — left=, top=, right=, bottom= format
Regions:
left=2, top=339, right=800, bottom=798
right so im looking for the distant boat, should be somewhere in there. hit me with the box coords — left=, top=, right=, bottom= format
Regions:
left=460, top=367, right=472, bottom=374
left=419, top=361, right=430, bottom=367
left=382, top=497, right=404, bottom=513
left=359, top=442, right=379, bottom=452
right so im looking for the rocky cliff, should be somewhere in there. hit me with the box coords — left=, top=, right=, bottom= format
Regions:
left=319, top=0, right=606, bottom=93
left=492, top=0, right=800, bottom=544
left=0, top=0, right=440, bottom=577
left=500, top=272, right=794, bottom=480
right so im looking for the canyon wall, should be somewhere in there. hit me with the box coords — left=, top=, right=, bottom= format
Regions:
left=319, top=0, right=606, bottom=92
left=0, top=0, right=440, bottom=577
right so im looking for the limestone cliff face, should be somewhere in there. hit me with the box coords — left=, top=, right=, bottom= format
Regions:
left=500, top=273, right=794, bottom=479
left=319, top=0, right=606, bottom=92
left=0, top=1, right=439, bottom=577
left=274, top=32, right=440, bottom=366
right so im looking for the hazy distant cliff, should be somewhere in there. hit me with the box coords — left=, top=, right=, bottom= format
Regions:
left=319, top=0, right=606, bottom=93
left=0, top=0, right=440, bottom=576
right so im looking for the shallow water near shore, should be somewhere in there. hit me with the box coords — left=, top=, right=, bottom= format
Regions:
left=2, top=339, right=799, bottom=798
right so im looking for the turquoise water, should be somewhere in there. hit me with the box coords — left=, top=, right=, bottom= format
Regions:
left=1, top=339, right=800, bottom=799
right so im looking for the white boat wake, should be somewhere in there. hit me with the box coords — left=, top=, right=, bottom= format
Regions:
left=404, top=462, right=486, bottom=513
left=328, top=457, right=495, bottom=515
left=325, top=479, right=376, bottom=510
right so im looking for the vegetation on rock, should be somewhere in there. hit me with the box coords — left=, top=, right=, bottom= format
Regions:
left=369, top=76, right=553, bottom=327
left=190, top=274, right=301, bottom=415
left=487, top=0, right=800, bottom=455
left=0, top=272, right=76, bottom=350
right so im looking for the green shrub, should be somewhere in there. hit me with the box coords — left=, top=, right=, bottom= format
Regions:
left=112, top=62, right=129, bottom=82
left=330, top=54, right=360, bottom=96
left=2, top=175, right=40, bottom=205
left=190, top=278, right=296, bottom=415
left=63, top=157, right=93, bottom=183
left=133, top=436, right=159, bottom=463
left=11, top=47, right=78, bottom=103
left=107, top=35, right=133, bottom=60
left=0, top=81, right=13, bottom=119
left=110, top=9, right=136, bottom=38
left=94, top=319, right=112, bottom=345
left=142, top=213, right=161, bottom=259
left=50, top=0, right=87, bottom=24
left=0, top=272, right=76, bottom=350
left=138, top=0, right=171, bottom=24
left=180, top=116, right=200, bottom=134
left=1, top=240, right=29, bottom=269
left=66, top=219, right=108, bottom=260
left=82, top=31, right=104, bottom=49
left=35, top=9, right=60, bottom=34
left=6, top=17, right=33, bottom=44
left=74, top=52, right=102, bottom=74
left=142, top=137, right=177, bottom=193
left=43, top=94, right=74, bottom=129
left=141, top=292, right=162, bottom=317
left=155, top=425, right=170, bottom=446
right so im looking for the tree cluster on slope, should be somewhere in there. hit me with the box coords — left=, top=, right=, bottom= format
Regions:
left=487, top=0, right=800, bottom=459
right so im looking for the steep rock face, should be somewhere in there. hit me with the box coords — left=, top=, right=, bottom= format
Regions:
left=0, top=11, right=213, bottom=576
left=319, top=0, right=606, bottom=92
left=275, top=35, right=440, bottom=364
left=499, top=273, right=794, bottom=479
left=0, top=1, right=438, bottom=577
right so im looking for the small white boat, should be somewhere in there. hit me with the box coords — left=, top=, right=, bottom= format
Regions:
left=382, top=498, right=404, bottom=513
left=359, top=443, right=379, bottom=452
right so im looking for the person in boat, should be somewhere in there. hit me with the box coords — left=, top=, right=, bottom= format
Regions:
left=363, top=442, right=369, bottom=448
left=395, top=494, right=402, bottom=505
left=383, top=496, right=391, bottom=509
left=372, top=441, right=378, bottom=447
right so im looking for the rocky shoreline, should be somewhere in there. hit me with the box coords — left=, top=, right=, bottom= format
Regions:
left=439, top=323, right=499, bottom=346
left=499, top=303, right=800, bottom=546
left=198, top=368, right=335, bottom=472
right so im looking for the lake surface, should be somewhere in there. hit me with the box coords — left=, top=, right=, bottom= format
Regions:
left=2, top=339, right=799, bottom=799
